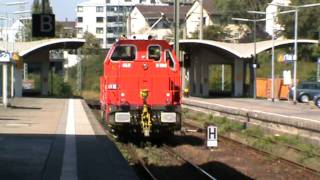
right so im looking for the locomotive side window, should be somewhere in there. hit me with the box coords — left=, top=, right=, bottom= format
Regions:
left=148, top=45, right=161, bottom=61
left=111, top=45, right=136, bottom=61
left=165, top=51, right=175, bottom=69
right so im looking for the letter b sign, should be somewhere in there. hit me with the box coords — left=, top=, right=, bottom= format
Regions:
left=32, top=14, right=55, bottom=37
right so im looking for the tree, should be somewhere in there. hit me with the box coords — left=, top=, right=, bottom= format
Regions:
left=215, top=0, right=270, bottom=24
left=43, top=0, right=53, bottom=14
left=278, top=0, right=320, bottom=62
left=32, top=0, right=41, bottom=13
left=278, top=0, right=320, bottom=39
left=81, top=32, right=101, bottom=55
left=32, top=0, right=53, bottom=14
left=191, top=25, right=229, bottom=41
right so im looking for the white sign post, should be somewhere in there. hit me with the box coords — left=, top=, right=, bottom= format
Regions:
left=317, top=57, right=320, bottom=82
left=207, top=125, right=218, bottom=148
left=0, top=52, right=10, bottom=108
left=283, top=70, right=292, bottom=85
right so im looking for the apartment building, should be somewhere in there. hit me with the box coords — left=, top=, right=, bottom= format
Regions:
left=76, top=0, right=165, bottom=49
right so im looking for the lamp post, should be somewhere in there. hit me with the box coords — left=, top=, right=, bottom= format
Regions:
left=270, top=2, right=320, bottom=104
left=247, top=9, right=295, bottom=101
left=232, top=17, right=266, bottom=99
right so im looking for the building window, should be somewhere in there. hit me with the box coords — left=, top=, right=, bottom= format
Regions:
left=96, top=27, right=104, bottom=34
left=77, top=28, right=83, bottom=34
left=77, top=17, right=83, bottom=23
left=107, top=38, right=116, bottom=44
left=125, top=0, right=132, bottom=2
left=107, top=16, right=117, bottom=22
left=96, top=6, right=104, bottom=12
left=106, top=0, right=110, bottom=3
left=77, top=6, right=83, bottom=12
left=98, top=38, right=104, bottom=45
left=107, top=6, right=117, bottom=12
left=107, top=27, right=113, bottom=33
left=96, top=17, right=104, bottom=23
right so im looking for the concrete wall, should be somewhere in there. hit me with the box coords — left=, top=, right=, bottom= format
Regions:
left=187, top=46, right=246, bottom=97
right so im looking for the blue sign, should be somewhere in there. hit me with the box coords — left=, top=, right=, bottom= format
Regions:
left=0, top=52, right=10, bottom=62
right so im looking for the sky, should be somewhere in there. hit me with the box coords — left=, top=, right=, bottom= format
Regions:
left=0, top=0, right=86, bottom=21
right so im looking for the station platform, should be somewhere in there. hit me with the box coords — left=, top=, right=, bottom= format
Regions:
left=0, top=97, right=138, bottom=180
left=183, top=97, right=320, bottom=143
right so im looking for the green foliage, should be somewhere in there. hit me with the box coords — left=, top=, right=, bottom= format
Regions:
left=256, top=48, right=319, bottom=81
left=81, top=32, right=102, bottom=55
left=32, top=0, right=41, bottom=13
left=192, top=25, right=229, bottom=41
left=208, top=65, right=232, bottom=92
left=215, top=0, right=270, bottom=23
left=81, top=53, right=105, bottom=92
left=49, top=73, right=72, bottom=97
left=278, top=0, right=320, bottom=39
left=27, top=73, right=41, bottom=91
left=32, top=0, right=53, bottom=14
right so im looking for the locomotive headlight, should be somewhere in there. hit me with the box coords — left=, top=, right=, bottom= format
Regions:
left=121, top=92, right=125, bottom=97
left=166, top=93, right=170, bottom=97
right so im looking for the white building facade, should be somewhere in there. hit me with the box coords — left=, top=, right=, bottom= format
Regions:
left=0, top=19, right=25, bottom=43
left=185, top=0, right=214, bottom=38
left=76, top=0, right=164, bottom=49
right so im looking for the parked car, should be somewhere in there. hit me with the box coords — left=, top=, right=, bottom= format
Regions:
left=289, top=81, right=320, bottom=103
left=314, top=94, right=320, bottom=108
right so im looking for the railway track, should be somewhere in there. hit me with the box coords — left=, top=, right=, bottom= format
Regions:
left=86, top=100, right=320, bottom=177
left=161, top=144, right=217, bottom=180
left=87, top=102, right=217, bottom=180
left=182, top=120, right=320, bottom=175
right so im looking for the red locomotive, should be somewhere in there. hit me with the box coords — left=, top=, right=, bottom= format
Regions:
left=100, top=39, right=181, bottom=137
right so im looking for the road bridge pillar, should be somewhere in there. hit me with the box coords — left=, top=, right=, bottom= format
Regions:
left=41, top=60, right=49, bottom=96
left=234, top=59, right=244, bottom=97
left=14, top=68, right=23, bottom=97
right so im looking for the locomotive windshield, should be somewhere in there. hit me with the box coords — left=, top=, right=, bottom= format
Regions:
left=148, top=45, right=161, bottom=61
left=111, top=45, right=136, bottom=61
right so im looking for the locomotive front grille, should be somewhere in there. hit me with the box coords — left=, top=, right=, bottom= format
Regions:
left=115, top=112, right=131, bottom=123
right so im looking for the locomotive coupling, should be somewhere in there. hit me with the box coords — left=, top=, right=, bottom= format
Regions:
left=140, top=89, right=152, bottom=136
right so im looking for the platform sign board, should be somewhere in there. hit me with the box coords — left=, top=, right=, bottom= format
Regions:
left=32, top=14, right=55, bottom=37
left=317, top=57, right=320, bottom=64
left=207, top=125, right=218, bottom=148
left=283, top=70, right=292, bottom=85
left=0, top=52, right=10, bottom=63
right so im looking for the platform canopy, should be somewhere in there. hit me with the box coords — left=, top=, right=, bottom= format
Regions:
left=180, top=39, right=318, bottom=59
left=0, top=38, right=85, bottom=58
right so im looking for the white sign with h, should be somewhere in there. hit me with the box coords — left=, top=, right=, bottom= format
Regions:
left=207, top=125, right=218, bottom=147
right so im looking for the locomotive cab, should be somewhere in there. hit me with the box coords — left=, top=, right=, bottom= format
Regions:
left=100, top=39, right=181, bottom=137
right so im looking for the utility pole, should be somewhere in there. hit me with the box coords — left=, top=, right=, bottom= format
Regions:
left=253, top=16, right=257, bottom=99
left=199, top=0, right=203, bottom=40
left=271, top=19, right=275, bottom=102
left=174, top=0, right=180, bottom=56
left=293, top=7, right=298, bottom=104
left=221, top=65, right=224, bottom=91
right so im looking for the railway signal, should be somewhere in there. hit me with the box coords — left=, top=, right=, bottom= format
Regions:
left=207, top=125, right=218, bottom=148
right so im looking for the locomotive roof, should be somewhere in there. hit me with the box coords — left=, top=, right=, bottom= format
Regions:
left=115, top=39, right=172, bottom=46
